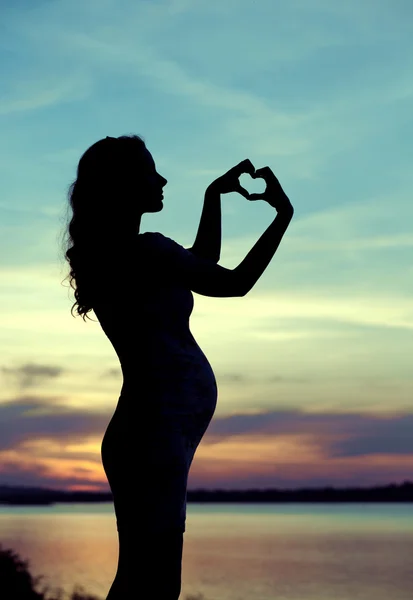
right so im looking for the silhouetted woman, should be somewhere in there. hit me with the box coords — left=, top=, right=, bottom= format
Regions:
left=63, top=134, right=294, bottom=599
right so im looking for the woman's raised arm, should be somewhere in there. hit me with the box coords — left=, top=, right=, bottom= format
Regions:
left=233, top=166, right=294, bottom=296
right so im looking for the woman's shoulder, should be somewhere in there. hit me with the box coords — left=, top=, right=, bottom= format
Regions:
left=138, top=231, right=163, bottom=240
left=138, top=231, right=178, bottom=249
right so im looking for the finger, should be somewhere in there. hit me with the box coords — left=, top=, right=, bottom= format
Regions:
left=237, top=159, right=255, bottom=176
left=251, top=167, right=268, bottom=179
left=237, top=186, right=250, bottom=199
left=233, top=181, right=250, bottom=197
left=244, top=159, right=255, bottom=175
left=248, top=193, right=264, bottom=201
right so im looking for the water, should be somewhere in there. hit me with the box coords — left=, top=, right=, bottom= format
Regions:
left=1, top=502, right=413, bottom=599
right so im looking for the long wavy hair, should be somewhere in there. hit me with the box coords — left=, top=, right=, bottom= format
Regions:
left=61, top=134, right=147, bottom=321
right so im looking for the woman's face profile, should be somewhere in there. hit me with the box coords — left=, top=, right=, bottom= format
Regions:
left=137, top=148, right=168, bottom=213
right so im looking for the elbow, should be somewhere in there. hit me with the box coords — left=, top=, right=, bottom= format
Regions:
left=237, top=282, right=249, bottom=297
left=232, top=270, right=248, bottom=297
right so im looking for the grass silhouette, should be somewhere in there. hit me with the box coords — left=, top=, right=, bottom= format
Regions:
left=0, top=543, right=207, bottom=599
left=0, top=543, right=99, bottom=600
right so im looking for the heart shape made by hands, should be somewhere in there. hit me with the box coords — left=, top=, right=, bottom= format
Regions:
left=239, top=172, right=267, bottom=199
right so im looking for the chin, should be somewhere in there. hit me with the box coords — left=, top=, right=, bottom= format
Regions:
left=146, top=202, right=163, bottom=213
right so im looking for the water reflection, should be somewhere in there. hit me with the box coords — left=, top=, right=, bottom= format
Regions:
left=0, top=503, right=412, bottom=600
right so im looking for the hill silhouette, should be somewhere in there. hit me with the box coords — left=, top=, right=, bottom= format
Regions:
left=1, top=481, right=412, bottom=505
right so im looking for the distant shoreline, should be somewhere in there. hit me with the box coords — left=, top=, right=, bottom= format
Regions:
left=1, top=482, right=412, bottom=505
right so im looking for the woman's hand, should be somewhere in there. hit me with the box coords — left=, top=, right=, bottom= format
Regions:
left=248, top=167, right=294, bottom=216
left=207, top=159, right=256, bottom=199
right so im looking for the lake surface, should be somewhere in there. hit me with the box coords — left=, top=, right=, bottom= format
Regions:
left=0, top=502, right=413, bottom=599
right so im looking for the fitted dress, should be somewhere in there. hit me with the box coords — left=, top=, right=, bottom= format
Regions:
left=97, top=232, right=218, bottom=535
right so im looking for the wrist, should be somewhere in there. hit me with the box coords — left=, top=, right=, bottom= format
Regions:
left=205, top=184, right=221, bottom=197
left=277, top=206, right=294, bottom=220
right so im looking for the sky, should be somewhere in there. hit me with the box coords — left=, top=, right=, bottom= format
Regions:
left=0, top=0, right=412, bottom=492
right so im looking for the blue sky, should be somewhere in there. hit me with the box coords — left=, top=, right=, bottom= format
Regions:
left=0, top=0, right=412, bottom=491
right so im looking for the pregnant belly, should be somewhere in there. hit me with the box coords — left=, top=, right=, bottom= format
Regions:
left=104, top=337, right=217, bottom=470
left=158, top=338, right=218, bottom=415
left=120, top=332, right=218, bottom=416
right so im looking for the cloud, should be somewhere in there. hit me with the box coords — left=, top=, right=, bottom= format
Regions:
left=0, top=71, right=92, bottom=116
left=1, top=363, right=65, bottom=389
left=3, top=395, right=413, bottom=459
left=1, top=396, right=413, bottom=490
left=0, top=395, right=110, bottom=451
left=217, top=372, right=308, bottom=384
left=102, top=368, right=121, bottom=378
left=0, top=459, right=108, bottom=492
left=6, top=0, right=407, bottom=182
left=195, top=291, right=413, bottom=336
left=206, top=408, right=413, bottom=457
left=215, top=373, right=248, bottom=383
left=328, top=416, right=413, bottom=457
